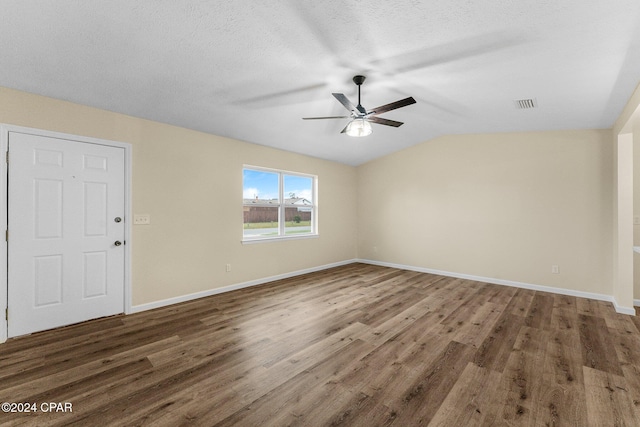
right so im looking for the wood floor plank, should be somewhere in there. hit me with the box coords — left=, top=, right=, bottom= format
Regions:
left=360, top=331, right=450, bottom=397
left=504, top=288, right=535, bottom=317
left=435, top=301, right=503, bottom=348
left=603, top=309, right=640, bottom=334
left=386, top=340, right=476, bottom=426
left=211, top=339, right=374, bottom=427
left=524, top=292, right=554, bottom=330
left=485, top=283, right=519, bottom=307
left=499, top=326, right=550, bottom=425
left=318, top=391, right=396, bottom=427
left=473, top=311, right=524, bottom=372
left=579, top=314, right=624, bottom=375
left=0, top=263, right=639, bottom=426
left=537, top=328, right=587, bottom=426
left=0, top=334, right=180, bottom=394
left=427, top=362, right=503, bottom=427
left=620, top=364, right=640, bottom=421
left=584, top=366, right=637, bottom=426
left=549, top=305, right=579, bottom=332
left=552, top=293, right=578, bottom=310
left=140, top=323, right=373, bottom=426
left=576, top=297, right=604, bottom=317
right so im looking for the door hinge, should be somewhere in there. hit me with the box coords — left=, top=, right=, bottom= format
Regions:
left=5, top=308, right=7, bottom=322
left=5, top=151, right=8, bottom=164
left=4, top=230, right=7, bottom=242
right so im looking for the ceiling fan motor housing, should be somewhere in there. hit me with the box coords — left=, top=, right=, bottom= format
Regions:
left=353, top=75, right=366, bottom=86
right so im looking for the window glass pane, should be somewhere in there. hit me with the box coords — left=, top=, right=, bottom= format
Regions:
left=243, top=206, right=279, bottom=238
left=243, top=169, right=280, bottom=238
left=242, top=168, right=316, bottom=241
left=243, top=169, right=279, bottom=203
left=284, top=206, right=312, bottom=235
left=284, top=175, right=313, bottom=203
left=284, top=175, right=313, bottom=235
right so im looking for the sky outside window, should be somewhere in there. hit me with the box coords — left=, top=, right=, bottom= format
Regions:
left=243, top=169, right=312, bottom=201
left=284, top=175, right=312, bottom=201
left=243, top=169, right=278, bottom=200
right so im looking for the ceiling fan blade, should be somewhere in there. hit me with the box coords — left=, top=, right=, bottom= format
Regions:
left=371, top=31, right=524, bottom=75
left=302, top=116, right=350, bottom=120
left=369, top=97, right=416, bottom=115
left=367, top=116, right=404, bottom=127
left=340, top=123, right=350, bottom=134
left=332, top=93, right=358, bottom=113
left=235, top=82, right=327, bottom=107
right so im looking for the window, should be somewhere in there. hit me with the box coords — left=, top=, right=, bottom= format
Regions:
left=243, top=166, right=317, bottom=241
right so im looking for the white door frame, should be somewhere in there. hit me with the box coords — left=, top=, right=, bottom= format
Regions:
left=0, top=124, right=132, bottom=343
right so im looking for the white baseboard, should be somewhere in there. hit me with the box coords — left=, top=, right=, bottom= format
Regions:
left=126, top=257, right=639, bottom=317
left=358, top=259, right=637, bottom=316
left=634, top=299, right=640, bottom=308
left=613, top=298, right=637, bottom=316
left=130, top=259, right=358, bottom=314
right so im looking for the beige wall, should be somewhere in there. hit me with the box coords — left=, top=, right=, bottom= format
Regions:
left=635, top=116, right=640, bottom=300
left=634, top=130, right=640, bottom=300
left=614, top=82, right=640, bottom=135
left=614, top=80, right=640, bottom=304
left=357, top=130, right=614, bottom=295
left=630, top=90, right=640, bottom=300
left=0, top=85, right=631, bottom=309
left=615, top=133, right=634, bottom=309
left=0, top=87, right=358, bottom=306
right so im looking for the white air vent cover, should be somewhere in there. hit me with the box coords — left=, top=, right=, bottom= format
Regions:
left=514, top=98, right=538, bottom=109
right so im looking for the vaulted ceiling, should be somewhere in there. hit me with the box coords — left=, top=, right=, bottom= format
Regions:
left=1, top=1, right=640, bottom=165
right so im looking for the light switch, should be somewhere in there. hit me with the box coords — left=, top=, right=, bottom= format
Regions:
left=134, top=214, right=151, bottom=225
left=634, top=216, right=640, bottom=225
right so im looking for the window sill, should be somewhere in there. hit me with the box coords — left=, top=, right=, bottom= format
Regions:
left=242, top=234, right=319, bottom=244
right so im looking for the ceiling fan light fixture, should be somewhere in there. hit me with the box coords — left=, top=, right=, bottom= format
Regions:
left=345, top=118, right=372, bottom=137
left=302, top=75, right=415, bottom=136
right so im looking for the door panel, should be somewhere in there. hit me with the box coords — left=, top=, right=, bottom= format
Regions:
left=84, top=182, right=108, bottom=236
left=34, top=178, right=63, bottom=238
left=34, top=255, right=63, bottom=306
left=83, top=251, right=108, bottom=298
left=8, top=131, right=125, bottom=337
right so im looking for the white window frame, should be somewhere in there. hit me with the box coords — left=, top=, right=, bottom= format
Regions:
left=242, top=165, right=318, bottom=243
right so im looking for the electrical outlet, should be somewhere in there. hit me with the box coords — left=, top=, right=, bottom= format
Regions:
left=226, top=264, right=231, bottom=272
left=551, top=265, right=559, bottom=274
left=133, top=214, right=151, bottom=225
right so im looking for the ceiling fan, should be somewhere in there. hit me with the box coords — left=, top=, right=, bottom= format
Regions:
left=303, top=75, right=416, bottom=137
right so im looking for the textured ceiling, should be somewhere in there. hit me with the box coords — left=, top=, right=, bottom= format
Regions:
left=1, top=1, right=640, bottom=165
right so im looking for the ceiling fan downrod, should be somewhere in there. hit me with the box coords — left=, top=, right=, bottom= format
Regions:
left=353, top=75, right=366, bottom=113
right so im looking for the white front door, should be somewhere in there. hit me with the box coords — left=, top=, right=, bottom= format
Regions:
left=7, top=131, right=125, bottom=337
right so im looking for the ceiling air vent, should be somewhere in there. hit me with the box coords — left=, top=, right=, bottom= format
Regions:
left=514, top=98, right=538, bottom=109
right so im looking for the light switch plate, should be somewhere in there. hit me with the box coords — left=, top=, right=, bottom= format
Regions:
left=134, top=214, right=151, bottom=225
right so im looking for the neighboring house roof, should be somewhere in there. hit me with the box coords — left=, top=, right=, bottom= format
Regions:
left=243, top=198, right=312, bottom=205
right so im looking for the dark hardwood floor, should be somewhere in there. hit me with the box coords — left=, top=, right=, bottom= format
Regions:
left=1, top=263, right=640, bottom=426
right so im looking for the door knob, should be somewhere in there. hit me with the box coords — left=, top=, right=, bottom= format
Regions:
left=114, top=241, right=122, bottom=247
left=114, top=217, right=122, bottom=223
